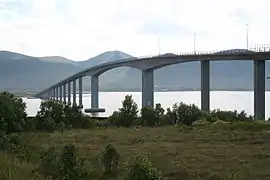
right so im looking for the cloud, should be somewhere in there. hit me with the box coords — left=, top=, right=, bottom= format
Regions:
left=0, top=0, right=270, bottom=60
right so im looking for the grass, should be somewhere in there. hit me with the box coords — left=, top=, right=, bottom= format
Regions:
left=1, top=124, right=270, bottom=179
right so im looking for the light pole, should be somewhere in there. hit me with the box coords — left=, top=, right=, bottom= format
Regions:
left=193, top=32, right=196, bottom=54
left=158, top=38, right=161, bottom=55
left=246, top=24, right=249, bottom=50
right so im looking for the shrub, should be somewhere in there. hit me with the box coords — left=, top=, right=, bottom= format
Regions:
left=109, top=95, right=139, bottom=127
left=60, top=144, right=87, bottom=180
left=108, top=111, right=121, bottom=127
left=0, top=92, right=27, bottom=133
left=23, top=117, right=36, bottom=132
left=210, top=109, right=252, bottom=122
left=155, top=103, right=165, bottom=121
left=36, top=100, right=90, bottom=131
left=125, top=154, right=163, bottom=180
left=101, top=144, right=120, bottom=174
left=36, top=146, right=61, bottom=179
left=170, top=102, right=204, bottom=126
left=140, top=106, right=157, bottom=126
left=35, top=144, right=87, bottom=180
left=160, top=107, right=176, bottom=125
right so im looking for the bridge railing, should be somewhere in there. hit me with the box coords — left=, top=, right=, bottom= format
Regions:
left=126, top=44, right=270, bottom=61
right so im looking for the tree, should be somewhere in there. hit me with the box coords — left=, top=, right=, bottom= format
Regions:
left=0, top=92, right=27, bottom=133
left=109, top=95, right=138, bottom=127
left=170, top=102, right=204, bottom=126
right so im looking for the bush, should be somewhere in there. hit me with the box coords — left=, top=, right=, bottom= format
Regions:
left=140, top=103, right=165, bottom=126
left=109, top=95, right=139, bottom=127
left=60, top=144, right=87, bottom=180
left=140, top=106, right=157, bottom=126
left=36, top=146, right=61, bottom=179
left=210, top=109, right=252, bottom=122
left=170, top=102, right=204, bottom=126
left=0, top=133, right=25, bottom=151
left=0, top=92, right=27, bottom=133
left=35, top=144, right=87, bottom=180
left=36, top=100, right=91, bottom=131
left=101, top=144, right=120, bottom=174
left=125, top=154, right=163, bottom=180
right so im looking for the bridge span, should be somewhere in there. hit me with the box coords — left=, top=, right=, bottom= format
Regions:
left=36, top=47, right=270, bottom=120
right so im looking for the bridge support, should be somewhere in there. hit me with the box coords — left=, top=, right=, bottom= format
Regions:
left=59, top=85, right=63, bottom=102
left=201, top=60, right=210, bottom=112
left=254, top=60, right=265, bottom=120
left=91, top=75, right=99, bottom=109
left=79, top=77, right=83, bottom=107
left=53, top=88, right=56, bottom=100
left=52, top=89, right=55, bottom=100
left=142, top=69, right=154, bottom=107
left=67, top=82, right=71, bottom=105
left=56, top=87, right=59, bottom=100
left=48, top=91, right=51, bottom=100
left=63, top=84, right=66, bottom=104
left=73, top=79, right=76, bottom=105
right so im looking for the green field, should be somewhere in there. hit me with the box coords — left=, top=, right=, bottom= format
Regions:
left=1, top=124, right=270, bottom=180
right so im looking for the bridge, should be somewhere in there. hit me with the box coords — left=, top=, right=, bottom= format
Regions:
left=36, top=46, right=270, bottom=120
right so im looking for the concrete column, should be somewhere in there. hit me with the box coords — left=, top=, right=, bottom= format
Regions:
left=50, top=90, right=53, bottom=99
left=201, top=60, right=210, bottom=112
left=48, top=91, right=51, bottom=100
left=59, top=85, right=63, bottom=102
left=56, top=87, right=59, bottom=100
left=54, top=88, right=57, bottom=100
left=63, top=84, right=66, bottom=104
left=73, top=79, right=76, bottom=105
left=142, top=69, right=154, bottom=107
left=91, top=75, right=99, bottom=108
left=52, top=89, right=55, bottom=100
left=254, top=60, right=265, bottom=120
left=79, top=77, right=83, bottom=107
left=67, top=82, right=71, bottom=105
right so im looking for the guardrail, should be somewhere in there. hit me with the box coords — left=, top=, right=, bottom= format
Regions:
left=126, top=44, right=270, bottom=61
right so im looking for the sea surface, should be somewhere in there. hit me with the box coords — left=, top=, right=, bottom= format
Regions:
left=22, top=91, right=270, bottom=118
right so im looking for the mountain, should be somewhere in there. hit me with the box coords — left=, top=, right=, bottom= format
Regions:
left=0, top=49, right=270, bottom=94
left=38, top=56, right=78, bottom=65
left=0, top=51, right=82, bottom=92
left=79, top=51, right=133, bottom=67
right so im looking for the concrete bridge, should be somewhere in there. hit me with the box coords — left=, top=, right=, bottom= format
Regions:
left=36, top=46, right=270, bottom=120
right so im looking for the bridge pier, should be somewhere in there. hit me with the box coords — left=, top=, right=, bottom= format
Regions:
left=59, top=86, right=63, bottom=102
left=52, top=89, right=55, bottom=100
left=63, top=84, right=66, bottom=104
left=254, top=60, right=265, bottom=120
left=79, top=77, right=83, bottom=107
left=56, top=87, right=59, bottom=100
left=91, top=75, right=99, bottom=109
left=67, top=82, right=71, bottom=105
left=53, top=88, right=56, bottom=100
left=201, top=60, right=210, bottom=112
left=142, top=69, right=154, bottom=107
left=73, top=79, right=76, bottom=105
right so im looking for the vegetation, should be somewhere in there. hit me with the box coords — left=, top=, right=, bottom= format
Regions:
left=1, top=91, right=270, bottom=179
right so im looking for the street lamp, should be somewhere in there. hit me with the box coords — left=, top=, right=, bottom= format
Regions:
left=193, top=32, right=196, bottom=54
left=158, top=38, right=161, bottom=55
left=246, top=24, right=249, bottom=50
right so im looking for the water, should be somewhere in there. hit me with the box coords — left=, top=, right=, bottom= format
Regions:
left=22, top=91, right=270, bottom=118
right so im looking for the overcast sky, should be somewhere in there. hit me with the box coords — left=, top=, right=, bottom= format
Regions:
left=0, top=0, right=270, bottom=60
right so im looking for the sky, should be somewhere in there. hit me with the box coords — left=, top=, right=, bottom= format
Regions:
left=0, top=0, right=270, bottom=61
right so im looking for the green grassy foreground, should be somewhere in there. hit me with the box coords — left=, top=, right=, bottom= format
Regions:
left=1, top=123, right=270, bottom=180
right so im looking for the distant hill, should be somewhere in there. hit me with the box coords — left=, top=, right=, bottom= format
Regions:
left=0, top=49, right=270, bottom=94
left=38, top=56, right=78, bottom=65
